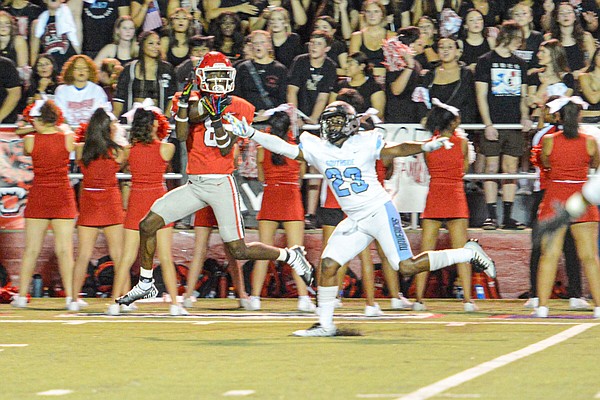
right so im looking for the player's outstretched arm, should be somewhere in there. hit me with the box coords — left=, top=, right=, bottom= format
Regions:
left=380, top=136, right=452, bottom=158
left=223, top=114, right=305, bottom=161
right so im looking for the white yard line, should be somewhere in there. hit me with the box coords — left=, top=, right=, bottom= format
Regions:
left=0, top=344, right=28, bottom=347
left=594, top=391, right=600, bottom=399
left=395, top=324, right=597, bottom=400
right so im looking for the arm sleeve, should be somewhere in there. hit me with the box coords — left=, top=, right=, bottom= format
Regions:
left=251, top=129, right=300, bottom=159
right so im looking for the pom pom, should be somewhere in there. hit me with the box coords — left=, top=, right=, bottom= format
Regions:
left=21, top=101, right=65, bottom=126
left=74, top=122, right=88, bottom=143
left=382, top=37, right=413, bottom=72
left=153, top=111, right=171, bottom=140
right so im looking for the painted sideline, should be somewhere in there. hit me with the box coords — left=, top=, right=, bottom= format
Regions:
left=396, top=323, right=597, bottom=400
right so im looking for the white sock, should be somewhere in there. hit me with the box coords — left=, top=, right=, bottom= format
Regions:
left=428, top=248, right=473, bottom=271
left=276, top=248, right=288, bottom=262
left=298, top=295, right=310, bottom=301
left=317, top=286, right=338, bottom=329
left=140, top=268, right=154, bottom=279
left=66, top=296, right=72, bottom=305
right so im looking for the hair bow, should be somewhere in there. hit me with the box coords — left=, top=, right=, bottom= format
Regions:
left=547, top=96, right=589, bottom=114
left=122, top=98, right=164, bottom=125
left=28, top=97, right=48, bottom=118
left=431, top=98, right=460, bottom=116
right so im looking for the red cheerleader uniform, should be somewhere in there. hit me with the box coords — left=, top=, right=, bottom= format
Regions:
left=78, top=156, right=124, bottom=227
left=24, top=132, right=77, bottom=219
left=193, top=206, right=218, bottom=228
left=538, top=132, right=599, bottom=223
left=421, top=134, right=469, bottom=219
left=124, top=141, right=172, bottom=230
left=256, top=134, right=304, bottom=221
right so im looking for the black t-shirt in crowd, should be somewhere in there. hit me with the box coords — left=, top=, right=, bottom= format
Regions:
left=5, top=3, right=42, bottom=38
left=334, top=76, right=383, bottom=112
left=475, top=50, right=528, bottom=123
left=234, top=59, right=289, bottom=110
left=305, top=39, right=347, bottom=68
left=274, top=33, right=303, bottom=69
left=385, top=66, right=421, bottom=123
left=513, top=31, right=544, bottom=70
left=0, top=57, right=21, bottom=123
left=288, top=54, right=337, bottom=117
left=82, top=0, right=128, bottom=54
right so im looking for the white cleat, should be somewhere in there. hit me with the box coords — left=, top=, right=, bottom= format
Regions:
left=391, top=293, right=413, bottom=310
left=298, top=297, right=316, bottom=313
left=169, top=304, right=189, bottom=316
left=524, top=297, right=539, bottom=309
left=106, top=303, right=120, bottom=316
left=569, top=297, right=591, bottom=310
left=365, top=303, right=384, bottom=317
left=293, top=323, right=337, bottom=337
left=535, top=306, right=549, bottom=318
left=10, top=296, right=27, bottom=308
left=464, top=239, right=496, bottom=279
left=286, top=245, right=314, bottom=286
left=463, top=302, right=478, bottom=312
left=412, top=301, right=427, bottom=311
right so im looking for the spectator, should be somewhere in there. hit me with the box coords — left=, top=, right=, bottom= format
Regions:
left=458, top=0, right=501, bottom=28
left=250, top=0, right=308, bottom=33
left=4, top=0, right=42, bottom=40
left=511, top=2, right=544, bottom=73
left=0, top=55, right=21, bottom=123
left=579, top=48, right=600, bottom=122
left=234, top=30, right=287, bottom=113
left=69, top=0, right=129, bottom=60
left=419, top=36, right=477, bottom=123
left=384, top=26, right=422, bottom=123
left=160, top=8, right=194, bottom=68
left=71, top=108, right=126, bottom=312
left=247, top=110, right=315, bottom=312
left=54, top=54, right=108, bottom=125
left=547, top=2, right=595, bottom=78
left=349, top=0, right=395, bottom=83
left=330, top=51, right=385, bottom=119
left=458, top=9, right=496, bottom=72
left=312, top=16, right=347, bottom=76
left=542, top=0, right=598, bottom=35
left=113, top=31, right=177, bottom=118
left=267, top=7, right=302, bottom=68
left=314, top=0, right=357, bottom=40
left=174, top=34, right=214, bottom=89
left=401, top=0, right=460, bottom=27
left=417, top=16, right=439, bottom=67
left=0, top=11, right=28, bottom=68
left=131, top=0, right=178, bottom=32
left=475, top=20, right=530, bottom=230
left=10, top=100, right=75, bottom=309
left=24, top=52, right=58, bottom=103
left=30, top=0, right=80, bottom=70
left=203, top=0, right=258, bottom=25
left=536, top=97, right=600, bottom=318
left=208, top=11, right=244, bottom=62
left=98, top=58, right=123, bottom=102
left=94, top=16, right=139, bottom=67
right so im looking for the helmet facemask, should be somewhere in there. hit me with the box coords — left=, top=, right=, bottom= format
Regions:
left=196, top=66, right=236, bottom=95
left=319, top=105, right=360, bottom=144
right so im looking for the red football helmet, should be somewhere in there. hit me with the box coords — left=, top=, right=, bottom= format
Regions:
left=195, top=51, right=236, bottom=95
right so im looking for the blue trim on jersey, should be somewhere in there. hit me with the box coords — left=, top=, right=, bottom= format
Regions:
left=384, top=201, right=413, bottom=261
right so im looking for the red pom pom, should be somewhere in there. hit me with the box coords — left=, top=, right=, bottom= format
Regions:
left=153, top=111, right=171, bottom=140
left=21, top=103, right=35, bottom=124
left=74, top=123, right=89, bottom=143
left=529, top=144, right=543, bottom=168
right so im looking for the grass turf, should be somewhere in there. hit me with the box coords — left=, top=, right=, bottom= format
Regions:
left=1, top=298, right=598, bottom=400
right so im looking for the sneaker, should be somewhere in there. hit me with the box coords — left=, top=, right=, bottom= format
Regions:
left=524, top=297, right=539, bottom=309
left=106, top=304, right=120, bottom=316
left=67, top=301, right=80, bottom=312
left=247, top=296, right=261, bottom=311
left=183, top=296, right=195, bottom=309
left=569, top=297, right=591, bottom=310
left=391, top=293, right=413, bottom=310
left=594, top=307, right=600, bottom=319
left=412, top=301, right=427, bottom=311
left=502, top=218, right=526, bottom=230
left=286, top=245, right=314, bottom=286
left=239, top=298, right=253, bottom=311
left=298, top=297, right=316, bottom=313
left=116, top=281, right=159, bottom=305
left=120, top=304, right=138, bottom=313
left=169, top=304, right=189, bottom=316
left=463, top=302, right=478, bottom=312
left=535, top=306, right=549, bottom=318
left=293, top=323, right=337, bottom=337
left=464, top=239, right=496, bottom=279
left=482, top=218, right=498, bottom=230
left=10, top=296, right=27, bottom=308
left=365, top=303, right=384, bottom=317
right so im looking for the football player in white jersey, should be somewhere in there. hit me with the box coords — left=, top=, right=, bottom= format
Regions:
left=224, top=101, right=496, bottom=337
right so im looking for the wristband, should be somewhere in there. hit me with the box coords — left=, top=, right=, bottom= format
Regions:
left=211, top=119, right=223, bottom=129
left=216, top=137, right=231, bottom=148
left=178, top=101, right=189, bottom=109
left=174, top=115, right=189, bottom=123
left=215, top=132, right=229, bottom=141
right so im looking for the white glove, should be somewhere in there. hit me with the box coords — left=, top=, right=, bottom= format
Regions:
left=421, top=136, right=452, bottom=152
left=223, top=113, right=255, bottom=138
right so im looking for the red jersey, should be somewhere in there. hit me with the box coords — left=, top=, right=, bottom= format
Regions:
left=175, top=92, right=255, bottom=175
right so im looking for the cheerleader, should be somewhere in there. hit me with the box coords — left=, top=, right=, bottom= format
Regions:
left=70, top=108, right=126, bottom=311
left=11, top=100, right=77, bottom=309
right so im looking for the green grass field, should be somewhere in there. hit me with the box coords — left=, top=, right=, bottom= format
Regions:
left=1, top=298, right=599, bottom=400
